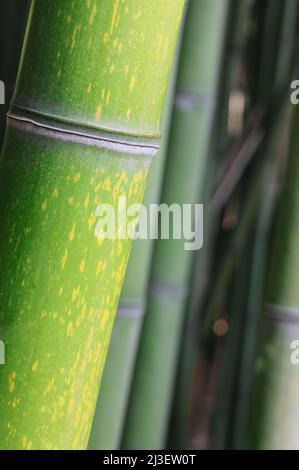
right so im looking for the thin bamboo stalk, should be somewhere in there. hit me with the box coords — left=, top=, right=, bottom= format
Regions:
left=122, top=0, right=231, bottom=450
left=0, top=0, right=185, bottom=450
left=209, top=0, right=298, bottom=449
left=211, top=231, right=254, bottom=450
left=88, top=54, right=181, bottom=450
left=231, top=0, right=299, bottom=448
left=245, top=102, right=299, bottom=450
left=167, top=0, right=239, bottom=448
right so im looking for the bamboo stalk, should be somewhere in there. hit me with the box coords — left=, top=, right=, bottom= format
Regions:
left=88, top=55, right=181, bottom=450
left=167, top=0, right=243, bottom=449
left=211, top=230, right=255, bottom=450
left=167, top=1, right=261, bottom=447
left=122, top=0, right=231, bottom=450
left=245, top=101, right=299, bottom=450
left=0, top=0, right=185, bottom=450
left=230, top=0, right=299, bottom=448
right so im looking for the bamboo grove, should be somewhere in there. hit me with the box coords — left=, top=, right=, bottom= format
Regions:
left=0, top=0, right=299, bottom=451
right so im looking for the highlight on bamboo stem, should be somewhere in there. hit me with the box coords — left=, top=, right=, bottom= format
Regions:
left=0, top=0, right=299, bottom=452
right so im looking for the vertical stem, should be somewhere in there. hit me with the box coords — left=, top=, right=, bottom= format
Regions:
left=122, top=0, right=231, bottom=450
left=0, top=0, right=185, bottom=450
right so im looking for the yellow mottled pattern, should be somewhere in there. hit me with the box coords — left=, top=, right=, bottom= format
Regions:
left=0, top=123, right=151, bottom=449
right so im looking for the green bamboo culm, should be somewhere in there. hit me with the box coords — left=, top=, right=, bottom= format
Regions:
left=0, top=0, right=30, bottom=145
left=122, top=0, right=231, bottom=450
left=88, top=58, right=180, bottom=450
left=246, top=104, right=299, bottom=450
left=0, top=0, right=185, bottom=450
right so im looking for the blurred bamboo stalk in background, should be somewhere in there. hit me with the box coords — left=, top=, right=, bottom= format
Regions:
left=232, top=0, right=299, bottom=449
left=207, top=0, right=298, bottom=450
left=122, top=0, right=231, bottom=450
left=245, top=91, right=299, bottom=449
left=0, top=0, right=185, bottom=449
left=168, top=0, right=254, bottom=448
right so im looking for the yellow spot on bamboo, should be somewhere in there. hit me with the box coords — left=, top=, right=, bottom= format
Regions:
left=61, top=249, right=68, bottom=270
left=96, top=260, right=106, bottom=276
left=110, top=0, right=120, bottom=34
left=117, top=242, right=123, bottom=255
left=73, top=173, right=81, bottom=182
left=57, top=69, right=62, bottom=78
left=66, top=15, right=72, bottom=23
left=22, top=436, right=28, bottom=449
left=106, top=90, right=111, bottom=105
left=96, top=105, right=102, bottom=119
left=8, top=372, right=16, bottom=393
left=72, top=286, right=80, bottom=302
left=68, top=196, right=74, bottom=205
left=103, top=177, right=111, bottom=191
left=86, top=0, right=91, bottom=7
left=103, top=32, right=109, bottom=44
left=27, top=441, right=33, bottom=450
left=70, top=25, right=79, bottom=53
left=32, top=361, right=38, bottom=372
left=88, top=214, right=96, bottom=229
left=109, top=64, right=115, bottom=74
left=84, top=193, right=90, bottom=209
left=67, top=399, right=75, bottom=414
left=124, top=64, right=129, bottom=76
left=89, top=4, right=97, bottom=25
left=75, top=409, right=82, bottom=425
left=69, top=223, right=76, bottom=241
left=58, top=396, right=65, bottom=407
left=113, top=186, right=119, bottom=200
left=100, top=309, right=110, bottom=331
left=41, top=200, right=48, bottom=211
left=52, top=187, right=59, bottom=198
left=59, top=287, right=64, bottom=296
left=127, top=108, right=132, bottom=119
left=130, top=75, right=137, bottom=91
left=11, top=397, right=18, bottom=408
left=67, top=322, right=74, bottom=337
left=79, top=260, right=86, bottom=272
left=87, top=83, right=92, bottom=93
